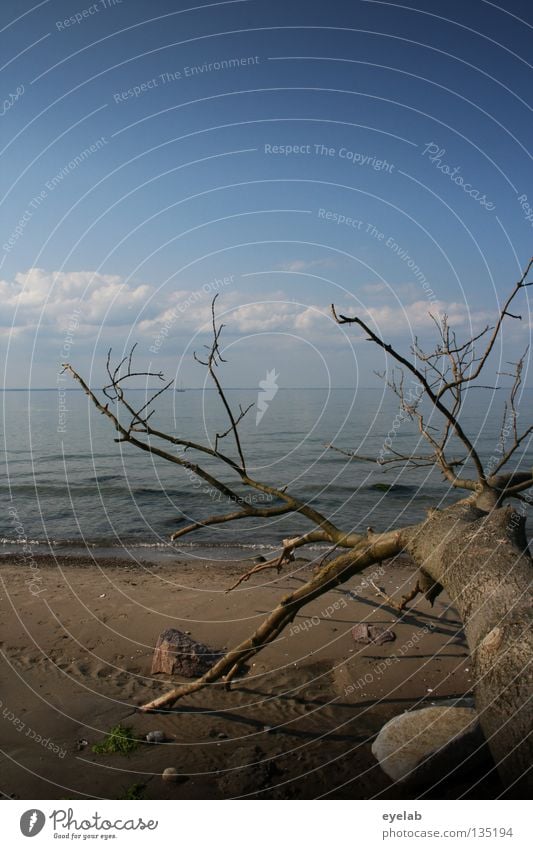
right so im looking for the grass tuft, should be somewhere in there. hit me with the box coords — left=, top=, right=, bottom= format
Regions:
left=92, top=724, right=138, bottom=755
left=121, top=782, right=147, bottom=800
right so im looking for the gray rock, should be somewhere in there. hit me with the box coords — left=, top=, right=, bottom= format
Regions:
left=372, top=706, right=491, bottom=786
left=352, top=623, right=396, bottom=645
left=146, top=730, right=166, bottom=744
left=151, top=628, right=224, bottom=678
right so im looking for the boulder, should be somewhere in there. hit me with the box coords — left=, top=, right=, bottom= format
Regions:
left=372, top=706, right=491, bottom=786
left=151, top=628, right=224, bottom=678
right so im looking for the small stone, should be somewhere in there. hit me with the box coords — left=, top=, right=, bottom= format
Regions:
left=217, top=732, right=228, bottom=739
left=146, top=730, right=166, bottom=743
left=162, top=767, right=178, bottom=782
left=352, top=623, right=396, bottom=645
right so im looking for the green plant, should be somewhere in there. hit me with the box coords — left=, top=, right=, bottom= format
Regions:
left=121, top=782, right=147, bottom=800
left=92, top=724, right=138, bottom=755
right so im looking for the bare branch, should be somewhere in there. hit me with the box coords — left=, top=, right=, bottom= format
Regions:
left=369, top=578, right=423, bottom=612
left=140, top=527, right=404, bottom=711
left=225, top=529, right=334, bottom=592
left=491, top=347, right=532, bottom=474
left=196, top=295, right=248, bottom=471
left=331, top=304, right=486, bottom=485
left=325, top=441, right=466, bottom=471
left=64, top=336, right=352, bottom=547
left=436, top=257, right=533, bottom=393
left=170, top=502, right=292, bottom=541
left=62, top=363, right=250, bottom=507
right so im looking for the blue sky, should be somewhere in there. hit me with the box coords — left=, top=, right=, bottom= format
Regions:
left=1, top=0, right=532, bottom=388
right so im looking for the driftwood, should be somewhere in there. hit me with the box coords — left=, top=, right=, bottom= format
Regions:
left=64, top=260, right=533, bottom=792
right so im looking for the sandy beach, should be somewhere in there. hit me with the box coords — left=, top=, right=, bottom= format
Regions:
left=0, top=552, right=501, bottom=800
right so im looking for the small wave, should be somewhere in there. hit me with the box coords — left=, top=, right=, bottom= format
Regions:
left=0, top=537, right=46, bottom=546
left=2, top=483, right=189, bottom=498
left=36, top=453, right=117, bottom=462
left=0, top=536, right=291, bottom=552
left=367, top=483, right=415, bottom=493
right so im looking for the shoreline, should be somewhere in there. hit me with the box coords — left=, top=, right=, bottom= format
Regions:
left=0, top=553, right=500, bottom=800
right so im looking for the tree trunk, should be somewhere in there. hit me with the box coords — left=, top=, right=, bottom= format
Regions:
left=404, top=502, right=533, bottom=793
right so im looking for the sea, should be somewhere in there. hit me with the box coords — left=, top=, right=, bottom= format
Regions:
left=2, top=387, right=532, bottom=564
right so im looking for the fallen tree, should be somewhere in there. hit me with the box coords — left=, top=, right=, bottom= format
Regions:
left=64, top=259, right=533, bottom=792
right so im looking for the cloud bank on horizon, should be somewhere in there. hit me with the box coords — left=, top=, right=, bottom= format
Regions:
left=1, top=265, right=497, bottom=385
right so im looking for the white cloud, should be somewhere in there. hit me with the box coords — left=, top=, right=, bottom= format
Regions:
left=1, top=268, right=494, bottom=349
left=230, top=301, right=304, bottom=332
left=366, top=299, right=469, bottom=330
left=277, top=258, right=339, bottom=273
left=0, top=267, right=154, bottom=330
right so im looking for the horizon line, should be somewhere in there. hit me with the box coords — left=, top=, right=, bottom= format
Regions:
left=0, top=385, right=524, bottom=392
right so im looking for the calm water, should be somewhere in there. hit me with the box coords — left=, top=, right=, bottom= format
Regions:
left=2, top=387, right=532, bottom=562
